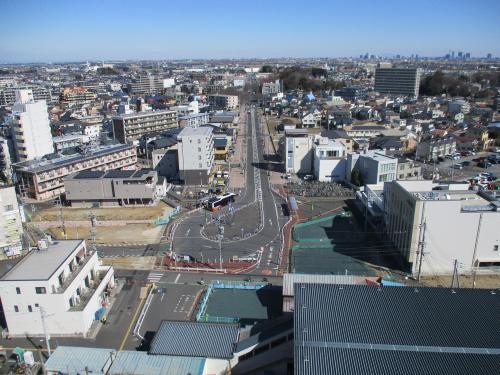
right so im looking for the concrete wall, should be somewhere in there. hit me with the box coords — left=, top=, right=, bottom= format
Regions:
left=314, top=158, right=347, bottom=182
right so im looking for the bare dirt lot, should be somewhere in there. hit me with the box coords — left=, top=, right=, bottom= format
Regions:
left=421, top=273, right=500, bottom=289
left=33, top=201, right=172, bottom=222
left=48, top=223, right=163, bottom=244
left=101, top=256, right=156, bottom=270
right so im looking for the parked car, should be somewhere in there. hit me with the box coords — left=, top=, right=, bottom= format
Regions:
left=452, top=164, right=463, bottom=170
left=303, top=174, right=314, bottom=180
left=461, top=160, right=472, bottom=166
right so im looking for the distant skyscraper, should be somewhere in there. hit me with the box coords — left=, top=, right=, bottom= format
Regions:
left=458, top=51, right=463, bottom=59
left=451, top=51, right=455, bottom=59
left=487, top=53, right=492, bottom=60
left=465, top=52, right=471, bottom=59
left=11, top=89, right=54, bottom=162
left=374, top=68, right=421, bottom=98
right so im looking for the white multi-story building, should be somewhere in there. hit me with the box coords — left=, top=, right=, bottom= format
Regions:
left=208, top=95, right=239, bottom=110
left=382, top=181, right=500, bottom=275
left=448, top=99, right=471, bottom=114
left=283, top=129, right=314, bottom=174
left=179, top=113, right=209, bottom=128
left=262, top=79, right=283, bottom=96
left=0, top=186, right=23, bottom=258
left=0, top=239, right=115, bottom=337
left=177, top=126, right=214, bottom=185
left=313, top=137, right=347, bottom=182
left=11, top=89, right=54, bottom=162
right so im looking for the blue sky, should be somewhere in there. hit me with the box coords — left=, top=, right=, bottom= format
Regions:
left=1, top=0, right=499, bottom=62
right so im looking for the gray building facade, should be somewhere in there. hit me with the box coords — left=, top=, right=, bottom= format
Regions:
left=112, top=110, right=178, bottom=144
left=374, top=68, right=421, bottom=97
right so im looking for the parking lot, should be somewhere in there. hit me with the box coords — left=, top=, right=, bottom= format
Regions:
left=419, top=151, right=500, bottom=183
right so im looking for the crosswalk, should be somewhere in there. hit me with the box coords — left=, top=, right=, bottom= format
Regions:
left=147, top=272, right=163, bottom=283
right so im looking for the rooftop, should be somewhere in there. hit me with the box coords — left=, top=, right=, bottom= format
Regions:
left=294, top=283, right=500, bottom=375
left=1, top=240, right=83, bottom=281
left=178, top=126, right=213, bottom=137
left=113, top=109, right=176, bottom=120
left=149, top=321, right=239, bottom=359
left=13, top=143, right=134, bottom=174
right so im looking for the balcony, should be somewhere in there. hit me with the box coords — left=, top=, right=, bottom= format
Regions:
left=69, top=267, right=113, bottom=311
left=56, top=251, right=96, bottom=293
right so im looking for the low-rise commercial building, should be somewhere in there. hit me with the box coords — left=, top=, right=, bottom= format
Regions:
left=383, top=180, right=500, bottom=275
left=64, top=169, right=165, bottom=207
left=0, top=239, right=115, bottom=337
left=112, top=110, right=178, bottom=144
left=346, top=150, right=398, bottom=185
left=0, top=186, right=23, bottom=258
left=396, top=158, right=422, bottom=180
left=13, top=143, right=137, bottom=201
left=177, top=126, right=214, bottom=185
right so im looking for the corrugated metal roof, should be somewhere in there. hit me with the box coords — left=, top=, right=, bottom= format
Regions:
left=282, top=273, right=356, bottom=296
left=110, top=351, right=205, bottom=375
left=44, top=346, right=111, bottom=374
left=296, top=346, right=500, bottom=375
left=149, top=321, right=239, bottom=359
left=294, top=284, right=500, bottom=375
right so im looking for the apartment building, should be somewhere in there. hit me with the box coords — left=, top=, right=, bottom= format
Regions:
left=112, top=110, right=178, bottom=144
left=10, top=89, right=54, bottom=162
left=416, top=137, right=457, bottom=161
left=283, top=129, right=314, bottom=174
left=127, top=74, right=166, bottom=95
left=53, top=134, right=91, bottom=152
left=0, top=85, right=53, bottom=106
left=0, top=239, right=115, bottom=337
left=396, top=158, right=422, bottom=180
left=208, top=95, right=239, bottom=110
left=13, top=143, right=137, bottom=201
left=346, top=150, right=398, bottom=185
left=59, top=88, right=97, bottom=107
left=179, top=113, right=209, bottom=128
left=374, top=68, right=421, bottom=97
left=0, top=186, right=23, bottom=258
left=262, top=79, right=283, bottom=96
left=312, top=137, right=347, bottom=182
left=177, top=126, right=214, bottom=185
left=64, top=169, right=165, bottom=207
left=383, top=181, right=500, bottom=275
left=448, top=99, right=471, bottom=114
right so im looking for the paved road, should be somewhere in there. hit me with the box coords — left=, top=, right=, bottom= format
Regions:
left=172, top=108, right=289, bottom=275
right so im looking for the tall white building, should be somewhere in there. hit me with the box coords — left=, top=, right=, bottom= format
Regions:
left=177, top=127, right=214, bottom=185
left=0, top=240, right=115, bottom=337
left=0, top=186, right=24, bottom=257
left=313, top=137, right=347, bottom=182
left=11, top=89, right=54, bottom=162
left=283, top=129, right=314, bottom=174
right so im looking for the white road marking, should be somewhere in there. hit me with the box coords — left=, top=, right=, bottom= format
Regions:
left=174, top=273, right=181, bottom=284
left=147, top=272, right=163, bottom=282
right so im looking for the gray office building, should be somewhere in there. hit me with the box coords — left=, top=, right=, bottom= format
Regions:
left=374, top=68, right=421, bottom=97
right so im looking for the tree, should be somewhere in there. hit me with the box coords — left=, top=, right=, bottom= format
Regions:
left=351, top=167, right=364, bottom=186
left=260, top=65, right=274, bottom=73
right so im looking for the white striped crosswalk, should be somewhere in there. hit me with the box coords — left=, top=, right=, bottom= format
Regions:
left=147, top=272, right=163, bottom=282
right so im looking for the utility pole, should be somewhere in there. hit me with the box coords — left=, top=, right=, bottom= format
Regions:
left=90, top=212, right=97, bottom=254
left=471, top=213, right=483, bottom=288
left=39, top=306, right=51, bottom=356
left=451, top=259, right=460, bottom=289
left=59, top=203, right=67, bottom=240
left=417, top=220, right=426, bottom=282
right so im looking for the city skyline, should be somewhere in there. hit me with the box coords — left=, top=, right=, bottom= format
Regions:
left=1, top=0, right=499, bottom=63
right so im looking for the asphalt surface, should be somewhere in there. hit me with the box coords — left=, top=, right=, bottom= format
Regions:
left=171, top=108, right=289, bottom=275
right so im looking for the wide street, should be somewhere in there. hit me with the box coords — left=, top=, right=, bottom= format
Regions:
left=171, top=107, right=289, bottom=275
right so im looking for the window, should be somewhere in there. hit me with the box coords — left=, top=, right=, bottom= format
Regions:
left=4, top=204, right=14, bottom=211
left=494, top=245, right=499, bottom=252
left=14, top=305, right=19, bottom=313
left=28, top=305, right=33, bottom=313
left=15, top=287, right=21, bottom=294
left=35, top=303, right=39, bottom=308
left=35, top=287, right=46, bottom=294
